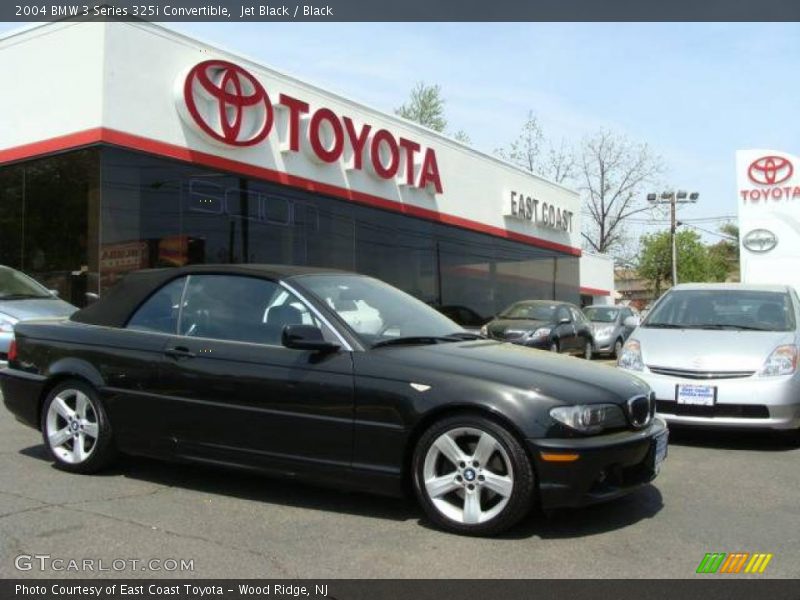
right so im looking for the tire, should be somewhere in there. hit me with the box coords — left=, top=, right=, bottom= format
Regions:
left=583, top=340, right=593, bottom=360
left=412, top=414, right=535, bottom=536
left=40, top=379, right=117, bottom=474
left=612, top=338, right=624, bottom=359
left=549, top=340, right=559, bottom=353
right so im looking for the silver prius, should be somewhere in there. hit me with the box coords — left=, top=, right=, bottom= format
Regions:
left=618, top=283, right=800, bottom=431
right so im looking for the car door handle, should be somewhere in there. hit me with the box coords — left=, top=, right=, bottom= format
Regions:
left=164, top=346, right=196, bottom=359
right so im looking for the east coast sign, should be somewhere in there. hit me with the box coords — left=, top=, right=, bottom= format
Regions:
left=176, top=59, right=443, bottom=194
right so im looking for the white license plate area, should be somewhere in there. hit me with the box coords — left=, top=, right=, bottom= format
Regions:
left=675, top=384, right=716, bottom=406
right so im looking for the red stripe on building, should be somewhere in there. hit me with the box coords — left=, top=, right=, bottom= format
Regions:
left=0, top=128, right=582, bottom=257
left=580, top=286, right=611, bottom=296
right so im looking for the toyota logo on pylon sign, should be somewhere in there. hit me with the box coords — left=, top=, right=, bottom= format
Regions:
left=748, top=155, right=793, bottom=185
left=182, top=60, right=273, bottom=146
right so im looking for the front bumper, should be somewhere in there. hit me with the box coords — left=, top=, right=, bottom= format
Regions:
left=0, top=331, right=11, bottom=368
left=529, top=417, right=668, bottom=509
left=622, top=368, right=800, bottom=430
left=592, top=335, right=615, bottom=353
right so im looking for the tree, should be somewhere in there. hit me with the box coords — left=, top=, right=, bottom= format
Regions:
left=707, top=222, right=740, bottom=282
left=638, top=229, right=724, bottom=297
left=579, top=129, right=664, bottom=255
left=453, top=130, right=471, bottom=144
left=495, top=111, right=544, bottom=172
left=494, top=111, right=576, bottom=183
left=395, top=82, right=447, bottom=132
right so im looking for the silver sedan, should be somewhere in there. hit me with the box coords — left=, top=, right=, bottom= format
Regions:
left=0, top=266, right=77, bottom=367
left=618, top=283, right=800, bottom=431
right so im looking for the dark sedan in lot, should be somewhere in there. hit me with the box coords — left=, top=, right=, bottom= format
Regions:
left=481, top=300, right=595, bottom=359
left=1, top=265, right=666, bottom=536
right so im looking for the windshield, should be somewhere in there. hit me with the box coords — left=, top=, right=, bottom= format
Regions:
left=584, top=307, right=619, bottom=323
left=0, top=266, right=52, bottom=300
left=498, top=301, right=557, bottom=321
left=644, top=289, right=795, bottom=332
left=296, top=274, right=464, bottom=346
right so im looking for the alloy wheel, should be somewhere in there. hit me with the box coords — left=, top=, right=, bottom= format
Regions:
left=584, top=341, right=593, bottom=360
left=45, top=388, right=99, bottom=464
left=422, top=427, right=514, bottom=525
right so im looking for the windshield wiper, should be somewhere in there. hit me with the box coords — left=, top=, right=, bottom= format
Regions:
left=372, top=336, right=463, bottom=348
left=441, top=332, right=485, bottom=340
left=643, top=323, right=684, bottom=329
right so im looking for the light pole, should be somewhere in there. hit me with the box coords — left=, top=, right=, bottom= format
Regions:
left=646, top=191, right=699, bottom=287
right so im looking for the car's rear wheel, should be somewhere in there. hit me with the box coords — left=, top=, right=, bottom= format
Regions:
left=41, top=380, right=117, bottom=474
left=549, top=340, right=559, bottom=353
left=412, top=415, right=535, bottom=536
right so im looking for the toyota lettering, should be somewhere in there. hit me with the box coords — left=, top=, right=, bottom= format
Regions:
left=177, top=60, right=443, bottom=194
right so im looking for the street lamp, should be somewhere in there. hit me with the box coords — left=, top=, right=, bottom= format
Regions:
left=647, top=190, right=700, bottom=287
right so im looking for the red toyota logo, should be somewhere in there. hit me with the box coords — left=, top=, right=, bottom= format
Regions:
left=748, top=155, right=793, bottom=185
left=183, top=60, right=273, bottom=146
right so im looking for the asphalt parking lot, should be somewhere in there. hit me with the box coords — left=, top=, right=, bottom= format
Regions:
left=1, top=385, right=798, bottom=579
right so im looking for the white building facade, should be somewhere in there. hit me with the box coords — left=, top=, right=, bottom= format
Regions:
left=0, top=20, right=582, bottom=324
left=737, top=149, right=800, bottom=291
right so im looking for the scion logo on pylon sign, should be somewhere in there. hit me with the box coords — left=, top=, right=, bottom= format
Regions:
left=748, top=155, right=793, bottom=185
left=182, top=60, right=273, bottom=146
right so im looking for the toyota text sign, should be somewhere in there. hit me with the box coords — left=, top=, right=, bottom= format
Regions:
left=178, top=60, right=443, bottom=194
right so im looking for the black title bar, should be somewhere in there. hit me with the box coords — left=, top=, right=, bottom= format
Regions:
left=4, top=0, right=800, bottom=22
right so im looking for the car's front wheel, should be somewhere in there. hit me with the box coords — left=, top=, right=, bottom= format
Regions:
left=583, top=340, right=593, bottom=360
left=41, top=380, right=117, bottom=474
left=613, top=338, right=624, bottom=359
left=412, top=414, right=535, bottom=536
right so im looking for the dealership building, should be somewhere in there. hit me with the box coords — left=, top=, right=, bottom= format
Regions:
left=0, top=20, right=611, bottom=317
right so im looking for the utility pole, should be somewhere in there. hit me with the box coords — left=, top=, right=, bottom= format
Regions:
left=647, top=191, right=700, bottom=287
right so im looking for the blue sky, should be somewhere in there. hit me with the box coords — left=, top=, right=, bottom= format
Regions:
left=4, top=21, right=799, bottom=246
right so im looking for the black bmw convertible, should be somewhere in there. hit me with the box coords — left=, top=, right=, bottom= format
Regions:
left=0, top=265, right=667, bottom=536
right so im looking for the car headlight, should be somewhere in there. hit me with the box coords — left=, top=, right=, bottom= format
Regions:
left=550, top=404, right=627, bottom=434
left=594, top=325, right=614, bottom=338
left=480, top=324, right=489, bottom=337
left=758, top=345, right=798, bottom=377
left=525, top=327, right=551, bottom=340
left=617, top=339, right=644, bottom=371
left=0, top=313, right=18, bottom=334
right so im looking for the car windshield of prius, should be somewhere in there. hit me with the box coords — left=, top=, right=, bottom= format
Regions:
left=498, top=301, right=558, bottom=321
left=297, top=274, right=467, bottom=347
left=0, top=266, right=52, bottom=300
left=584, top=307, right=619, bottom=323
left=643, top=289, right=795, bottom=332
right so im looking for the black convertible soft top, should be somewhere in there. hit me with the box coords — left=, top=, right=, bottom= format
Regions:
left=71, top=264, right=345, bottom=328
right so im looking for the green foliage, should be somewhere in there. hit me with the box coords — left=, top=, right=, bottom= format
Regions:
left=638, top=229, right=730, bottom=295
left=395, top=82, right=447, bottom=132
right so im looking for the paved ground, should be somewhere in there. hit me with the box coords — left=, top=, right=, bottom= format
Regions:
left=1, top=389, right=798, bottom=579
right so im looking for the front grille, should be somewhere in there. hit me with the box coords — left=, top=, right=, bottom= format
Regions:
left=500, top=329, right=527, bottom=341
left=656, top=400, right=769, bottom=419
left=627, top=394, right=655, bottom=428
left=647, top=365, right=755, bottom=380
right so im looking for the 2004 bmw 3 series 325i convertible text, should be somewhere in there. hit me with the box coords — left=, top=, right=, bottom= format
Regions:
left=0, top=265, right=667, bottom=536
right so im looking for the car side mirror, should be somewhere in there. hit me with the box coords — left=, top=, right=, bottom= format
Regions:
left=558, top=317, right=571, bottom=324
left=49, top=289, right=59, bottom=297
left=282, top=324, right=340, bottom=353
left=623, top=316, right=639, bottom=328
left=85, top=292, right=100, bottom=305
